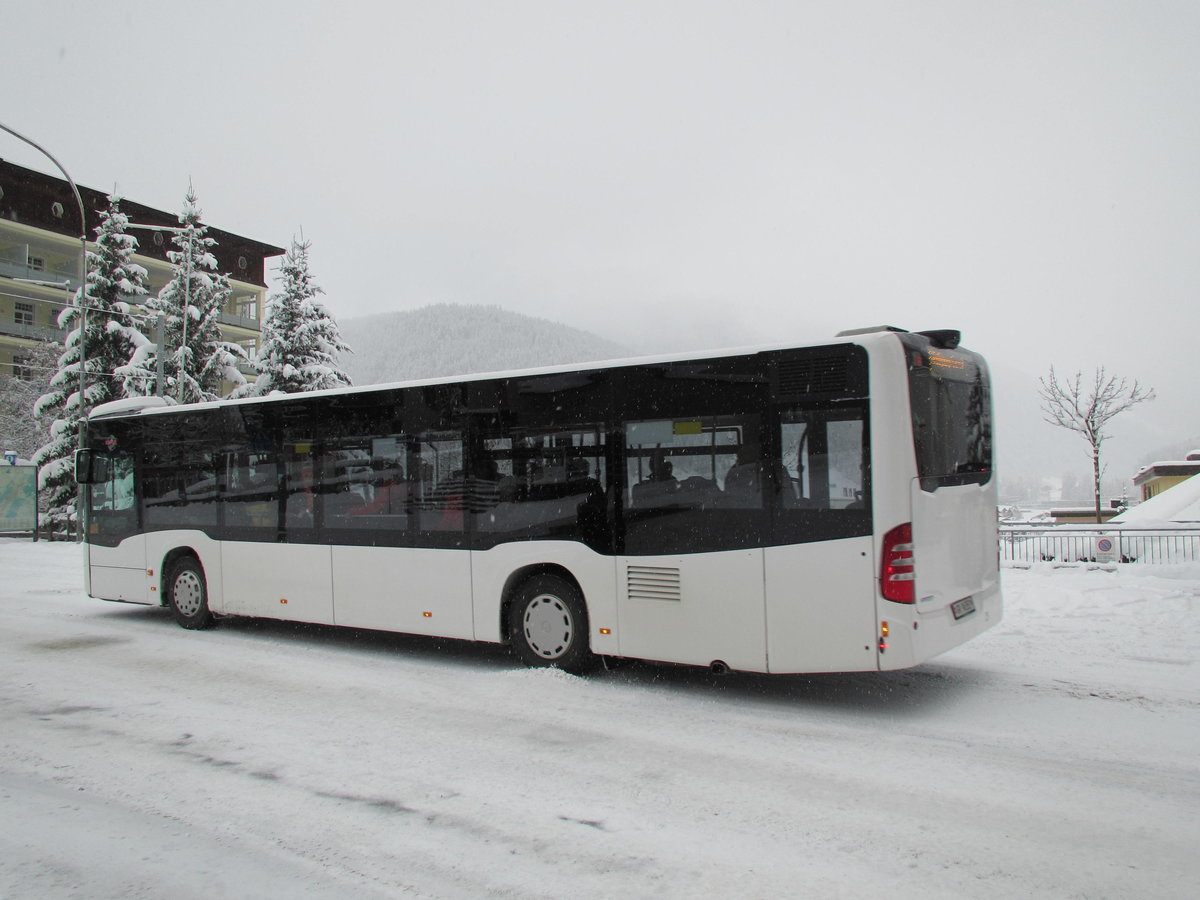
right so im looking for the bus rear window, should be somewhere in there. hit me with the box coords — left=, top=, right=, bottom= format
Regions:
left=901, top=337, right=992, bottom=491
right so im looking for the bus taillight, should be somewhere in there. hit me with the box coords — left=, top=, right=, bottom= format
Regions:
left=881, top=523, right=916, bottom=604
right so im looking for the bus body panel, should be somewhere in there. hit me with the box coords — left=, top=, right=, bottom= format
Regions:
left=220, top=541, right=334, bottom=624
left=334, top=545, right=474, bottom=638
left=87, top=536, right=149, bottom=604
left=911, top=480, right=999, bottom=616
left=872, top=481, right=1000, bottom=672
left=877, top=579, right=1001, bottom=670
left=470, top=541, right=618, bottom=649
left=764, top=537, right=876, bottom=673
left=915, top=578, right=1001, bottom=664
left=614, top=549, right=766, bottom=672
left=871, top=480, right=1001, bottom=670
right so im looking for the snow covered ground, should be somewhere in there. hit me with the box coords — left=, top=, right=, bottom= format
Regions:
left=1, top=539, right=1197, bottom=899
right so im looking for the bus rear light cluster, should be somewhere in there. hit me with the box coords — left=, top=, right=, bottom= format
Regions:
left=881, top=523, right=915, bottom=604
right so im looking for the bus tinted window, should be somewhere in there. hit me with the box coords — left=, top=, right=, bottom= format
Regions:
left=773, top=405, right=871, bottom=544
left=323, top=433, right=410, bottom=535
left=476, top=425, right=607, bottom=550
left=626, top=415, right=762, bottom=511
left=413, top=433, right=466, bottom=538
left=779, top=410, right=867, bottom=510
left=223, top=405, right=279, bottom=535
left=142, top=416, right=219, bottom=530
left=281, top=414, right=318, bottom=536
left=623, top=414, right=766, bottom=554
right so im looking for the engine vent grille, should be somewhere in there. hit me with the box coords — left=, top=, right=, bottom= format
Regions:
left=627, top=565, right=682, bottom=602
left=777, top=352, right=851, bottom=397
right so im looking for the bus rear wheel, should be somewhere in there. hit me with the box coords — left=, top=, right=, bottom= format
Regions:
left=509, top=575, right=595, bottom=674
left=166, top=556, right=214, bottom=630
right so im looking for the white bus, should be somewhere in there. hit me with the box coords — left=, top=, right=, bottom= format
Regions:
left=75, top=326, right=1000, bottom=674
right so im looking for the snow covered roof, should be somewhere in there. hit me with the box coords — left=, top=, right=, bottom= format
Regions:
left=89, top=396, right=172, bottom=419
left=1132, top=456, right=1200, bottom=485
left=1110, top=474, right=1200, bottom=526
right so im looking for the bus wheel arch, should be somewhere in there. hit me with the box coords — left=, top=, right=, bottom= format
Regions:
left=163, top=550, right=214, bottom=630
left=503, top=566, right=596, bottom=674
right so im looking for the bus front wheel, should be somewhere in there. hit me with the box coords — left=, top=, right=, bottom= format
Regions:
left=166, top=556, right=214, bottom=630
left=509, top=575, right=595, bottom=674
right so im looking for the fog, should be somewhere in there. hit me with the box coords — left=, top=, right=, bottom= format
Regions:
left=5, top=1, right=1197, bottom=486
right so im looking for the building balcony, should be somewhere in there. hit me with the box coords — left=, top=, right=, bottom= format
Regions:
left=219, top=311, right=260, bottom=331
left=0, top=258, right=79, bottom=290
left=0, top=319, right=67, bottom=343
left=123, top=292, right=260, bottom=332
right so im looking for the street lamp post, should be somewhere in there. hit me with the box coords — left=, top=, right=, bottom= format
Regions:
left=0, top=121, right=89, bottom=416
left=1, top=120, right=90, bottom=541
left=126, top=223, right=192, bottom=402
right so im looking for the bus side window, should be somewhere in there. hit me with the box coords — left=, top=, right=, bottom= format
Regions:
left=90, top=454, right=134, bottom=512
left=779, top=409, right=868, bottom=512
left=476, top=427, right=606, bottom=546
left=779, top=420, right=811, bottom=507
left=284, top=445, right=317, bottom=530
left=414, top=435, right=465, bottom=534
left=110, top=455, right=135, bottom=510
left=626, top=416, right=758, bottom=511
left=828, top=418, right=865, bottom=509
left=773, top=409, right=868, bottom=542
left=224, top=451, right=278, bottom=530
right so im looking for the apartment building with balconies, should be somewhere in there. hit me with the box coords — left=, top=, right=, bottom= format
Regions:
left=1, top=158, right=284, bottom=387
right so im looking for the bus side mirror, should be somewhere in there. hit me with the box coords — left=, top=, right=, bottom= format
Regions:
left=75, top=449, right=107, bottom=484
left=75, top=449, right=93, bottom=484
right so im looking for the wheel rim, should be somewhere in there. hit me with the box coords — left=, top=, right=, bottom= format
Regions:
left=173, top=570, right=205, bottom=618
left=522, top=593, right=574, bottom=660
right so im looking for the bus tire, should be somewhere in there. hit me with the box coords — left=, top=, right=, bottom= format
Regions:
left=166, top=556, right=214, bottom=630
left=509, top=574, right=596, bottom=674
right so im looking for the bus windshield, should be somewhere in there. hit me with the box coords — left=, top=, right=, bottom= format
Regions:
left=901, top=335, right=992, bottom=492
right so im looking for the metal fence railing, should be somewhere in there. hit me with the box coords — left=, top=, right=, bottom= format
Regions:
left=999, top=526, right=1200, bottom=566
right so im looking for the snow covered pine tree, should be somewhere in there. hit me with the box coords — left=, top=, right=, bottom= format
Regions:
left=33, top=196, right=149, bottom=535
left=119, top=186, right=246, bottom=403
left=237, top=236, right=351, bottom=395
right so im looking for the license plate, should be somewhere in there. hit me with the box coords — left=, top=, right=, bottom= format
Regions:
left=950, top=596, right=976, bottom=620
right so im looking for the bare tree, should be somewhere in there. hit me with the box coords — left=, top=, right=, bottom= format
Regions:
left=1039, top=367, right=1155, bottom=522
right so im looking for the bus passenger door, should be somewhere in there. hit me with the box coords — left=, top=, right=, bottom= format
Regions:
left=86, top=452, right=149, bottom=603
left=765, top=409, right=877, bottom=673
left=220, top=437, right=334, bottom=624
left=618, top=416, right=769, bottom=671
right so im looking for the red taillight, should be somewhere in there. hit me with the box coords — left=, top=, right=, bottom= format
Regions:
left=881, top=522, right=915, bottom=604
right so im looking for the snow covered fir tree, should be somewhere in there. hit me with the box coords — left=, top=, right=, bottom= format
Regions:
left=119, top=186, right=246, bottom=403
left=1, top=340, right=58, bottom=461
left=236, top=236, right=352, bottom=395
left=33, top=196, right=150, bottom=535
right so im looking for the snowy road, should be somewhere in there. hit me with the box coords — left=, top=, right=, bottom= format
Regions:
left=2, top=540, right=1198, bottom=899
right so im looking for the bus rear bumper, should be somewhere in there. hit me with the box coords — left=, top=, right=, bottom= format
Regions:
left=879, top=579, right=1002, bottom=670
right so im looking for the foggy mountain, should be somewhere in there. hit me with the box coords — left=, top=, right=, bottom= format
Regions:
left=336, top=304, right=1189, bottom=504
left=338, top=304, right=630, bottom=386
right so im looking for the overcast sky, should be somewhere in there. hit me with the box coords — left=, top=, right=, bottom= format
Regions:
left=5, top=1, right=1198, bottom=473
